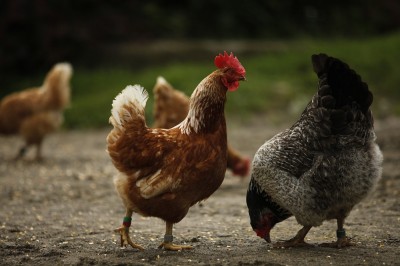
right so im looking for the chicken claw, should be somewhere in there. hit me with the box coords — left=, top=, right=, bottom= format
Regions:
left=320, top=236, right=354, bottom=248
left=114, top=227, right=144, bottom=250
left=320, top=227, right=354, bottom=248
left=273, top=225, right=313, bottom=248
left=158, top=242, right=192, bottom=251
left=273, top=239, right=313, bottom=248
left=158, top=233, right=192, bottom=251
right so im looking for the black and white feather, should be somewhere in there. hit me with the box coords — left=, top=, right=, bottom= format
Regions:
left=247, top=54, right=383, bottom=229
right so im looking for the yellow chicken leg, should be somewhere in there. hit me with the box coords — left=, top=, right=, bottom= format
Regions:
left=114, top=210, right=144, bottom=250
left=158, top=222, right=192, bottom=251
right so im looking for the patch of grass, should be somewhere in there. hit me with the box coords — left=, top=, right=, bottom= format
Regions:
left=6, top=33, right=400, bottom=128
left=64, top=63, right=213, bottom=128
left=226, top=34, right=400, bottom=120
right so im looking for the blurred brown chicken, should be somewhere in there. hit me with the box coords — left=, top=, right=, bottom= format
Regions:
left=0, top=63, right=73, bottom=160
left=153, top=76, right=250, bottom=178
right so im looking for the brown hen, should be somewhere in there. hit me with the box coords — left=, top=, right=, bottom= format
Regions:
left=107, top=52, right=246, bottom=250
left=0, top=63, right=72, bottom=160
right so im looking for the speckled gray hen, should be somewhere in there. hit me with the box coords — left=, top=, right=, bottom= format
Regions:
left=246, top=54, right=383, bottom=248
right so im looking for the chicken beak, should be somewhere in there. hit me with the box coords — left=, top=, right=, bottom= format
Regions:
left=264, top=233, right=271, bottom=243
left=238, top=76, right=246, bottom=81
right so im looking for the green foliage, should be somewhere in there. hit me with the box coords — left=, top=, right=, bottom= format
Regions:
left=63, top=63, right=213, bottom=128
left=4, top=33, right=400, bottom=128
left=226, top=34, right=400, bottom=120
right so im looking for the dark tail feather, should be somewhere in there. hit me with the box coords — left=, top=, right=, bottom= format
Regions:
left=311, top=54, right=373, bottom=114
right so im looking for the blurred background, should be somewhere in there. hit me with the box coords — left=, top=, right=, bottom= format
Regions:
left=1, top=0, right=400, bottom=128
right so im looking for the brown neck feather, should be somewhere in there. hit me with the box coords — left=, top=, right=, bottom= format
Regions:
left=179, top=72, right=227, bottom=134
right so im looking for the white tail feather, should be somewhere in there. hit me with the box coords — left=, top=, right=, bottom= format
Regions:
left=156, top=76, right=168, bottom=86
left=53, top=62, right=73, bottom=76
left=110, top=85, right=149, bottom=127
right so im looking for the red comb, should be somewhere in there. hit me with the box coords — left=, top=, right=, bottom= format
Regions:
left=214, top=51, right=246, bottom=75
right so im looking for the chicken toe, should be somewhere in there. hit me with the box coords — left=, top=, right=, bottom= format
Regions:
left=273, top=238, right=313, bottom=248
left=337, top=236, right=354, bottom=248
left=320, top=236, right=354, bottom=248
left=158, top=242, right=192, bottom=251
left=320, top=220, right=354, bottom=248
left=114, top=227, right=144, bottom=250
left=320, top=228, right=354, bottom=248
left=273, top=226, right=313, bottom=248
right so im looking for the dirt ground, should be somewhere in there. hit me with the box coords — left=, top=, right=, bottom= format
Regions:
left=0, top=118, right=399, bottom=266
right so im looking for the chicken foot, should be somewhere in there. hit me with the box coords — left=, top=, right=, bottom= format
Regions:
left=273, top=225, right=313, bottom=248
left=114, top=209, right=144, bottom=250
left=14, top=146, right=28, bottom=160
left=158, top=222, right=192, bottom=251
left=320, top=217, right=354, bottom=248
left=14, top=142, right=43, bottom=161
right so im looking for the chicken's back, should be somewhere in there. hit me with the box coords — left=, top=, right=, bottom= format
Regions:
left=251, top=54, right=383, bottom=226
